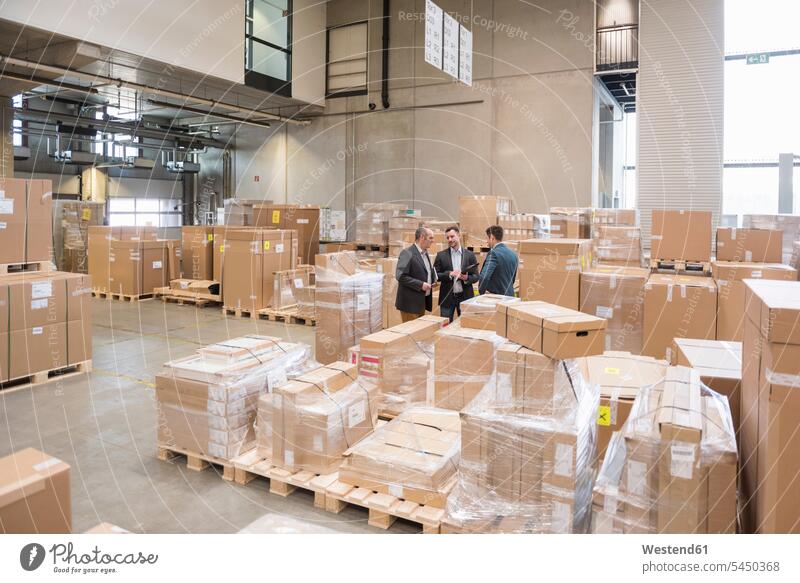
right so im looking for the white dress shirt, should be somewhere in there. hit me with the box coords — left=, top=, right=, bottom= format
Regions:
left=450, top=245, right=463, bottom=294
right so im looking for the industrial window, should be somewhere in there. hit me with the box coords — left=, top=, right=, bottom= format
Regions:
left=326, top=21, right=368, bottom=97
left=245, top=0, right=292, bottom=95
left=108, top=197, right=182, bottom=227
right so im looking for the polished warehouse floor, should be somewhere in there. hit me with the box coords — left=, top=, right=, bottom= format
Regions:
left=0, top=298, right=417, bottom=534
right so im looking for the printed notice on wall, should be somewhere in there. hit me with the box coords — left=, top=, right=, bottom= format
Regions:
left=424, top=0, right=443, bottom=69
left=442, top=12, right=459, bottom=78
left=459, top=25, right=473, bottom=86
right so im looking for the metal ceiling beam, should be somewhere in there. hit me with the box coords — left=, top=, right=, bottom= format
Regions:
left=1, top=54, right=309, bottom=126
left=0, top=70, right=99, bottom=94
left=145, top=99, right=272, bottom=129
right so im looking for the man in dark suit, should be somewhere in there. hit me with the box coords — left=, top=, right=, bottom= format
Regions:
left=434, top=226, right=479, bottom=322
left=479, top=225, right=518, bottom=296
left=395, top=227, right=437, bottom=322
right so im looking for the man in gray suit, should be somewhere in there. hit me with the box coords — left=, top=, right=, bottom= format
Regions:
left=479, top=225, right=518, bottom=296
left=395, top=227, right=437, bottom=322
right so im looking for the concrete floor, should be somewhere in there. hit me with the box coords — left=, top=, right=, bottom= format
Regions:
left=0, top=298, right=418, bottom=534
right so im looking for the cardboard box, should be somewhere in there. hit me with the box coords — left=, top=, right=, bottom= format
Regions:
left=592, top=225, right=642, bottom=266
left=672, top=338, right=742, bottom=438
left=549, top=207, right=592, bottom=239
left=109, top=240, right=170, bottom=296
left=25, top=179, right=53, bottom=263
left=339, top=407, right=460, bottom=507
left=498, top=213, right=550, bottom=240
left=272, top=362, right=378, bottom=474
left=743, top=214, right=800, bottom=264
left=518, top=238, right=592, bottom=309
left=88, top=226, right=112, bottom=291
left=0, top=178, right=28, bottom=264
left=740, top=279, right=800, bottom=533
left=377, top=257, right=402, bottom=329
left=592, top=208, right=637, bottom=227
left=580, top=266, right=649, bottom=353
left=712, top=261, right=796, bottom=341
left=358, top=315, right=446, bottom=416
left=315, top=251, right=358, bottom=278
left=496, top=343, right=560, bottom=415
left=181, top=226, right=214, bottom=280
left=0, top=448, right=71, bottom=533
left=651, top=210, right=712, bottom=262
left=459, top=293, right=521, bottom=330
left=433, top=322, right=502, bottom=410
left=716, top=227, right=782, bottom=263
left=642, top=274, right=717, bottom=360
left=253, top=204, right=320, bottom=265
left=575, top=352, right=668, bottom=461
left=459, top=195, right=511, bottom=239
left=496, top=301, right=606, bottom=359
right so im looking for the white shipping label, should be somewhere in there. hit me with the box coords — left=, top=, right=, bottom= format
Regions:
left=554, top=443, right=574, bottom=478
left=152, top=261, right=163, bottom=269
left=33, top=457, right=62, bottom=472
left=275, top=243, right=285, bottom=253
left=388, top=484, right=404, bottom=498
left=0, top=222, right=6, bottom=229
left=666, top=284, right=673, bottom=302
left=284, top=450, right=294, bottom=466
left=180, top=281, right=189, bottom=288
left=31, top=281, right=53, bottom=299
left=627, top=460, right=647, bottom=496
left=32, top=326, right=44, bottom=335
left=551, top=501, right=571, bottom=533
left=348, top=401, right=366, bottom=427
left=750, top=270, right=762, bottom=278
left=665, top=347, right=673, bottom=362
left=670, top=443, right=696, bottom=479
left=357, top=293, right=370, bottom=311
left=313, top=435, right=323, bottom=452
left=550, top=224, right=561, bottom=231
left=745, top=250, right=753, bottom=262
left=296, top=218, right=309, bottom=224
left=293, top=278, right=304, bottom=288
left=0, top=199, right=14, bottom=214
left=603, top=494, right=617, bottom=515
left=30, top=298, right=48, bottom=310
left=596, top=306, right=614, bottom=319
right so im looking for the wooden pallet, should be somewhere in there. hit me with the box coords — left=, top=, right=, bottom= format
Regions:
left=230, top=450, right=443, bottom=533
left=0, top=360, right=92, bottom=395
left=355, top=243, right=389, bottom=252
left=0, top=260, right=55, bottom=275
left=92, top=290, right=154, bottom=302
left=649, top=259, right=711, bottom=274
left=154, top=287, right=221, bottom=307
left=221, top=306, right=259, bottom=319
left=157, top=444, right=235, bottom=481
left=259, top=307, right=317, bottom=326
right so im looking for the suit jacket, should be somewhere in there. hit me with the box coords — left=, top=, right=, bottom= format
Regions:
left=395, top=244, right=437, bottom=313
left=434, top=246, right=479, bottom=307
left=478, top=243, right=518, bottom=296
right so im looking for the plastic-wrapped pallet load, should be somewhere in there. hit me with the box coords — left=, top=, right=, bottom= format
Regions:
left=271, top=361, right=379, bottom=474
left=592, top=366, right=738, bottom=534
left=156, top=335, right=312, bottom=462
left=339, top=407, right=460, bottom=507
left=549, top=207, right=592, bottom=239
left=355, top=203, right=416, bottom=246
left=433, top=321, right=506, bottom=411
left=459, top=293, right=521, bottom=331
left=442, top=356, right=599, bottom=533
left=315, top=251, right=383, bottom=364
left=357, top=315, right=447, bottom=417
left=579, top=266, right=649, bottom=354
left=743, top=214, right=800, bottom=265
left=377, top=257, right=401, bottom=328
left=498, top=213, right=550, bottom=240
left=272, top=266, right=314, bottom=311
left=592, top=225, right=642, bottom=267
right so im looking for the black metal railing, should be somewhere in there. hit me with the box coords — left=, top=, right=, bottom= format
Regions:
left=596, top=25, right=638, bottom=71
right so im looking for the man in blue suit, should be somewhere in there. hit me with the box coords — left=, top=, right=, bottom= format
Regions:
left=478, top=225, right=518, bottom=297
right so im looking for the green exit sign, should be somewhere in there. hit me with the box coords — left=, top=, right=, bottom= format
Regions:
left=746, top=53, right=770, bottom=65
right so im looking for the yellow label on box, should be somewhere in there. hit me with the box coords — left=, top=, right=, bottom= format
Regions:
left=263, top=241, right=270, bottom=251
left=82, top=208, right=92, bottom=220
left=219, top=245, right=225, bottom=253
left=272, top=210, right=280, bottom=224
left=207, top=234, right=213, bottom=241
left=597, top=405, right=611, bottom=426
left=604, top=367, right=620, bottom=375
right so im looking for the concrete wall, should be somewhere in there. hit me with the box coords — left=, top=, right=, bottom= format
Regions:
left=222, top=0, right=599, bottom=224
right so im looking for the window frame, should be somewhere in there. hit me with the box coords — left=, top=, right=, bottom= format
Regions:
left=325, top=20, right=369, bottom=99
left=244, top=0, right=293, bottom=97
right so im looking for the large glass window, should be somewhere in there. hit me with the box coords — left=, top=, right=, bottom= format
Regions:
left=108, top=197, right=181, bottom=227
left=327, top=22, right=368, bottom=97
left=245, top=0, right=291, bottom=93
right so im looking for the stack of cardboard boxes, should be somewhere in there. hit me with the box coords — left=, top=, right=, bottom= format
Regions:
left=270, top=361, right=379, bottom=474
left=443, top=301, right=606, bottom=533
left=181, top=226, right=214, bottom=280
left=592, top=366, right=738, bottom=534
left=356, top=315, right=447, bottom=417
left=592, top=225, right=642, bottom=267
left=157, top=335, right=312, bottom=463
left=459, top=195, right=511, bottom=245
left=388, top=216, right=423, bottom=257
left=0, top=178, right=53, bottom=267
left=592, top=208, right=637, bottom=229
left=650, top=209, right=712, bottom=265
left=743, top=214, right=800, bottom=265
left=339, top=407, right=460, bottom=507
left=498, top=213, right=549, bottom=240
left=740, top=279, right=800, bottom=533
left=221, top=229, right=298, bottom=313
left=517, top=239, right=592, bottom=310
left=58, top=201, right=105, bottom=273
left=377, top=257, right=401, bottom=328
left=272, top=266, right=314, bottom=312
left=549, top=207, right=592, bottom=239
left=253, top=204, right=320, bottom=265
left=355, top=203, right=416, bottom=247
left=314, top=251, right=383, bottom=364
